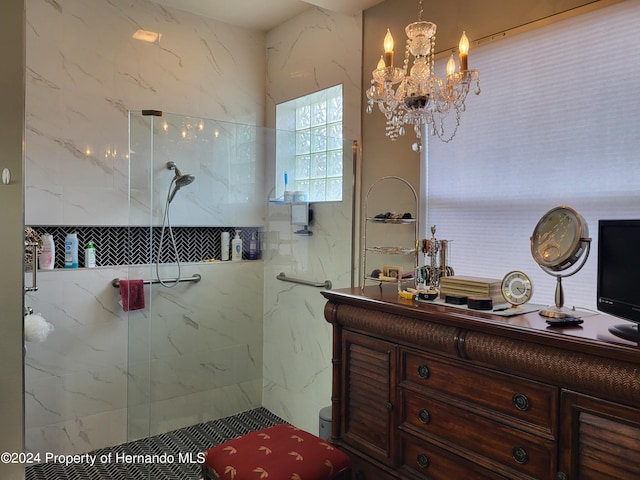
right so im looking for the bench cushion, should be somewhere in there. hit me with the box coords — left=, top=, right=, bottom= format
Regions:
left=203, top=423, right=350, bottom=479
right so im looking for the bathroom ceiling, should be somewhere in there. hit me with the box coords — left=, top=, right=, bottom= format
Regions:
left=147, top=0, right=386, bottom=31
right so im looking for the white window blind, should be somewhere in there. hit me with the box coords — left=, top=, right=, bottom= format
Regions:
left=426, top=0, right=640, bottom=312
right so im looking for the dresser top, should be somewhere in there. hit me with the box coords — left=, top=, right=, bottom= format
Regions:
left=323, top=285, right=640, bottom=364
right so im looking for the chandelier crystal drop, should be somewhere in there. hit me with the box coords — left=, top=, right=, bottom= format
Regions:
left=366, top=0, right=480, bottom=147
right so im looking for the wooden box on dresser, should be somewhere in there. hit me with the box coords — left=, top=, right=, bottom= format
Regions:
left=322, top=285, right=640, bottom=480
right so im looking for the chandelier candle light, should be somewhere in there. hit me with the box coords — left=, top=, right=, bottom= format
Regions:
left=366, top=0, right=480, bottom=148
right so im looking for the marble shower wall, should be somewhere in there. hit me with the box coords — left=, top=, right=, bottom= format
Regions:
left=129, top=112, right=266, bottom=227
left=262, top=8, right=362, bottom=433
left=24, top=0, right=268, bottom=456
left=26, top=0, right=266, bottom=227
left=24, top=262, right=263, bottom=456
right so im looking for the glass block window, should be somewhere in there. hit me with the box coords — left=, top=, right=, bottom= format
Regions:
left=276, top=85, right=343, bottom=202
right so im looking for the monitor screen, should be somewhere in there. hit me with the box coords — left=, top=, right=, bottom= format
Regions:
left=597, top=219, right=640, bottom=342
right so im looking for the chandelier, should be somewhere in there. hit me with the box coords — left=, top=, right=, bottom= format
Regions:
left=365, top=0, right=480, bottom=148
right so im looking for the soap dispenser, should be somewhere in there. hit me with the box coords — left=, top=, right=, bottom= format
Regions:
left=231, top=230, right=243, bottom=262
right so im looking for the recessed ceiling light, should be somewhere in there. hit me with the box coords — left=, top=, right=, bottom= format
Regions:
left=132, top=29, right=161, bottom=43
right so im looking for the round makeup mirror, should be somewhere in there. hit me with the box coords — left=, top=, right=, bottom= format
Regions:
left=531, top=206, right=591, bottom=318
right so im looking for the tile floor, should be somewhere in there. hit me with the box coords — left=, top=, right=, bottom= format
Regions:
left=25, top=408, right=284, bottom=480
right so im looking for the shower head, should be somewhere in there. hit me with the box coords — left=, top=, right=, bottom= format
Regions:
left=166, top=161, right=195, bottom=203
left=175, top=173, right=195, bottom=188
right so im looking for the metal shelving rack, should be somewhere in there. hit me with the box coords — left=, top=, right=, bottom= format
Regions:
left=361, top=176, right=418, bottom=290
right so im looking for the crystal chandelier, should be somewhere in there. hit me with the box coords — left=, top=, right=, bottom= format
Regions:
left=366, top=0, right=480, bottom=148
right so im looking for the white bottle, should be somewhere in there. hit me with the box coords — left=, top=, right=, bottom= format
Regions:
left=39, top=233, right=55, bottom=270
left=84, top=241, right=96, bottom=268
left=221, top=231, right=230, bottom=261
left=231, top=230, right=243, bottom=262
left=64, top=232, right=79, bottom=268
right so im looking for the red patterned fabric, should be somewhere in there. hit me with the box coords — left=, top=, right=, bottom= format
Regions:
left=203, top=424, right=351, bottom=479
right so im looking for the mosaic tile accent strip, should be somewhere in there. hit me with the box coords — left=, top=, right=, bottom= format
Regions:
left=30, top=226, right=260, bottom=268
left=25, top=407, right=285, bottom=480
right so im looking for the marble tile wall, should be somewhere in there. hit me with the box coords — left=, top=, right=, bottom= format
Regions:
left=262, top=8, right=362, bottom=434
left=24, top=0, right=268, bottom=456
left=26, top=0, right=266, bottom=227
left=24, top=262, right=263, bottom=456
left=128, top=112, right=266, bottom=227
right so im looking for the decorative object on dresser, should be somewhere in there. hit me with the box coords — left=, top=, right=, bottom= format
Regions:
left=418, top=225, right=454, bottom=290
left=362, top=176, right=418, bottom=291
left=323, top=285, right=640, bottom=480
left=500, top=270, right=534, bottom=307
left=439, top=275, right=502, bottom=304
left=530, top=205, right=591, bottom=319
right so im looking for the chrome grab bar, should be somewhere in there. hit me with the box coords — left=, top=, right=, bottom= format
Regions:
left=276, top=272, right=332, bottom=289
left=111, top=273, right=201, bottom=288
left=25, top=242, right=38, bottom=292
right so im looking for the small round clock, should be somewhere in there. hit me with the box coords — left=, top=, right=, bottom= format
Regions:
left=501, top=270, right=533, bottom=306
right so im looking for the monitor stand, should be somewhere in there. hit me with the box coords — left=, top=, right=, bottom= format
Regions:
left=608, top=324, right=640, bottom=343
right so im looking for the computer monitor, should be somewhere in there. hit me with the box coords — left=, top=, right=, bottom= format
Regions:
left=597, top=219, right=640, bottom=342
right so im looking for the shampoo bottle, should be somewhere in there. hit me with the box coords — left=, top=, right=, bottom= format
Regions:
left=64, top=232, right=79, bottom=268
left=39, top=233, right=55, bottom=270
left=231, top=230, right=243, bottom=261
left=84, top=241, right=96, bottom=268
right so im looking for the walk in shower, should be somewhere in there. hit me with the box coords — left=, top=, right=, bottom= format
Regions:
left=24, top=109, right=355, bottom=480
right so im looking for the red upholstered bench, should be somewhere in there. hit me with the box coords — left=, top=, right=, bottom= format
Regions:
left=202, top=423, right=351, bottom=480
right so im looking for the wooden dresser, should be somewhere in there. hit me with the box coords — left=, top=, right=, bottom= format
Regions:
left=322, top=286, right=640, bottom=480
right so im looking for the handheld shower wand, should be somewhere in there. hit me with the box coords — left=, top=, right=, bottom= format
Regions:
left=156, top=162, right=196, bottom=287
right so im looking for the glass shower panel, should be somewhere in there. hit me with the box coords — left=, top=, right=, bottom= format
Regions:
left=127, top=112, right=154, bottom=443
left=126, top=112, right=269, bottom=446
left=126, top=112, right=154, bottom=440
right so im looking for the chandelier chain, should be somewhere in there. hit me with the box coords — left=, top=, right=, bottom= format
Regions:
left=418, top=0, right=423, bottom=21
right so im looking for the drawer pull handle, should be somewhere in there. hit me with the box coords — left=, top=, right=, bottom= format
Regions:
left=555, top=473, right=569, bottom=480
left=417, top=453, right=430, bottom=468
left=417, top=364, right=430, bottom=379
left=512, top=393, right=530, bottom=411
left=386, top=402, right=393, bottom=411
left=512, top=446, right=529, bottom=464
left=418, top=408, right=431, bottom=424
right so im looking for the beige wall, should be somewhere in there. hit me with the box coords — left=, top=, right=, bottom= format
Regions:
left=0, top=2, right=25, bottom=479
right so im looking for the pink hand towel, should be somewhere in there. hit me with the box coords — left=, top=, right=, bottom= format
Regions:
left=119, top=279, right=145, bottom=312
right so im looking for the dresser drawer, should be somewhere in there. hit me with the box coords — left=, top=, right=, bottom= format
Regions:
left=401, top=349, right=557, bottom=435
left=401, top=391, right=557, bottom=479
left=350, top=454, right=398, bottom=480
left=399, top=432, right=503, bottom=480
